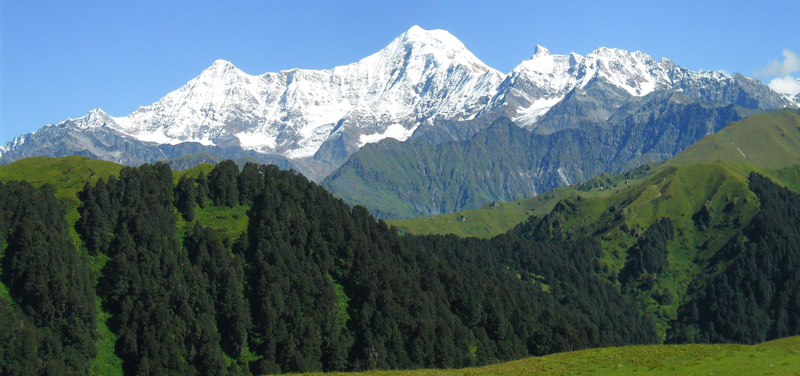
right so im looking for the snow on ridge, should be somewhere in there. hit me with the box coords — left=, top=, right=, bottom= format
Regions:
left=98, top=25, right=504, bottom=158
left=236, top=131, right=277, bottom=150
left=577, top=47, right=665, bottom=96
left=513, top=96, right=565, bottom=125
left=358, top=123, right=419, bottom=148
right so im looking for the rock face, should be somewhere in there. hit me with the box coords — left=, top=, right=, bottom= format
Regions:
left=2, top=26, right=795, bottom=178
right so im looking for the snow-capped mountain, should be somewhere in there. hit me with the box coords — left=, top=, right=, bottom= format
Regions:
left=33, top=26, right=502, bottom=160
left=490, top=46, right=790, bottom=129
left=1, top=26, right=795, bottom=178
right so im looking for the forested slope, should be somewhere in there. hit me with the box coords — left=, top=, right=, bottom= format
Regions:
left=2, top=161, right=657, bottom=375
left=0, top=182, right=96, bottom=375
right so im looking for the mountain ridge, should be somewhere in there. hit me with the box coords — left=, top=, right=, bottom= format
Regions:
left=3, top=26, right=796, bottom=178
left=322, top=92, right=760, bottom=219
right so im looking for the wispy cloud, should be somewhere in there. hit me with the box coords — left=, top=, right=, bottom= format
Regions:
left=757, top=50, right=800, bottom=96
left=758, top=49, right=800, bottom=77
left=768, top=76, right=800, bottom=96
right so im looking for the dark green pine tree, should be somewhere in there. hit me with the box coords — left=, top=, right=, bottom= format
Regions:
left=77, top=180, right=110, bottom=255
left=237, top=162, right=265, bottom=206
left=196, top=171, right=210, bottom=208
left=209, top=160, right=239, bottom=207
left=175, top=174, right=197, bottom=221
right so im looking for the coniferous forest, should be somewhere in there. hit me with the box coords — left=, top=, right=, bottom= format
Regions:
left=1, top=162, right=800, bottom=375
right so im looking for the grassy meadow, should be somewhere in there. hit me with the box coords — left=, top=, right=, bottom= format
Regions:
left=298, top=336, right=800, bottom=376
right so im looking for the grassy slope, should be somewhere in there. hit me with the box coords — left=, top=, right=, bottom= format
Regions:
left=668, top=110, right=800, bottom=169
left=564, top=161, right=768, bottom=338
left=0, top=156, right=125, bottom=199
left=176, top=201, right=250, bottom=243
left=299, top=335, right=800, bottom=376
left=0, top=155, right=214, bottom=196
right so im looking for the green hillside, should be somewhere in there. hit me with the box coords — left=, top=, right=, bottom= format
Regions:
left=0, top=155, right=125, bottom=200
left=668, top=110, right=800, bottom=168
left=0, top=155, right=216, bottom=198
left=394, top=161, right=800, bottom=337
left=299, top=335, right=800, bottom=376
left=388, top=164, right=658, bottom=238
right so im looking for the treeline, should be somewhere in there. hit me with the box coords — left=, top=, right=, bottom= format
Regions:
left=71, top=161, right=658, bottom=375
left=669, top=172, right=800, bottom=343
left=0, top=182, right=96, bottom=376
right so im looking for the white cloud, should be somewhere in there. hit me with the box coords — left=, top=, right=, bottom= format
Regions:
left=759, top=49, right=800, bottom=77
left=768, top=76, right=800, bottom=96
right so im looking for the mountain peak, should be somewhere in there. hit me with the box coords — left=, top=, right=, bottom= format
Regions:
left=86, top=108, right=108, bottom=117
left=532, top=45, right=551, bottom=57
left=367, top=25, right=494, bottom=74
left=57, top=108, right=120, bottom=130
left=66, top=108, right=109, bottom=123
left=405, top=25, right=426, bottom=35
left=201, top=59, right=238, bottom=75
left=399, top=25, right=465, bottom=50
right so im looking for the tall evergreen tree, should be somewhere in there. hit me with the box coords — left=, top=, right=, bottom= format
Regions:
left=237, top=162, right=265, bottom=206
left=196, top=171, right=210, bottom=208
left=184, top=223, right=251, bottom=359
left=209, top=160, right=239, bottom=207
left=175, top=174, right=197, bottom=221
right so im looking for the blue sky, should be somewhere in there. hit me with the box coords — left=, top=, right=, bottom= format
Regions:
left=2, top=0, right=798, bottom=144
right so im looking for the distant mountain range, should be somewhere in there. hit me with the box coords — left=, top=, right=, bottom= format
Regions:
left=2, top=26, right=796, bottom=177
